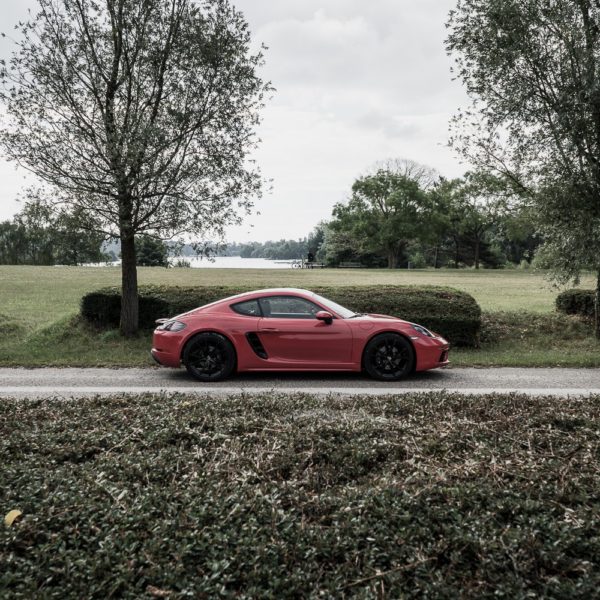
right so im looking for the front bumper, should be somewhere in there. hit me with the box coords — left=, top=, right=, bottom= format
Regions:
left=413, top=335, right=450, bottom=371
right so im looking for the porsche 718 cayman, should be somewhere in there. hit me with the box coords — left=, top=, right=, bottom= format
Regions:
left=151, top=288, right=449, bottom=381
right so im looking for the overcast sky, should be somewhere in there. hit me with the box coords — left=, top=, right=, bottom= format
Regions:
left=0, top=0, right=468, bottom=242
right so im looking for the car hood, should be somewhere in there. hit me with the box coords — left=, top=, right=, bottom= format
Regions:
left=352, top=314, right=445, bottom=339
left=352, top=313, right=411, bottom=324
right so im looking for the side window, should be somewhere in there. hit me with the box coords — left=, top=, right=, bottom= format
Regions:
left=231, top=299, right=261, bottom=317
left=259, top=296, right=321, bottom=319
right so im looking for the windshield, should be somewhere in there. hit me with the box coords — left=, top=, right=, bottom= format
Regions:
left=312, top=293, right=357, bottom=319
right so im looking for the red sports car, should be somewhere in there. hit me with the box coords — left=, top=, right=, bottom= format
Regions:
left=151, top=288, right=449, bottom=381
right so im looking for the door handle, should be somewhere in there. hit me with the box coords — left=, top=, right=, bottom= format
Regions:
left=262, top=327, right=279, bottom=332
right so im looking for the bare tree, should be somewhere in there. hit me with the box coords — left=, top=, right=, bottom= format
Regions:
left=367, top=158, right=441, bottom=191
left=0, top=0, right=270, bottom=335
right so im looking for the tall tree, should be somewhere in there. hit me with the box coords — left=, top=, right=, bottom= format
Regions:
left=136, top=235, right=169, bottom=267
left=425, top=178, right=458, bottom=268
left=337, top=166, right=430, bottom=269
left=447, top=0, right=600, bottom=337
left=0, top=0, right=269, bottom=335
left=459, top=171, right=510, bottom=269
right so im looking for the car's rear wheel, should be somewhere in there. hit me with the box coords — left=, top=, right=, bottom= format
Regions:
left=183, top=332, right=236, bottom=382
left=363, top=333, right=415, bottom=381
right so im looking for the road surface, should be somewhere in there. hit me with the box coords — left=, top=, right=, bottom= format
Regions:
left=0, top=367, right=599, bottom=397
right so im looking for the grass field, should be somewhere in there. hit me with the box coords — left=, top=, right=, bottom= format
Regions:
left=2, top=392, right=599, bottom=598
left=0, top=265, right=598, bottom=367
left=2, top=265, right=596, bottom=322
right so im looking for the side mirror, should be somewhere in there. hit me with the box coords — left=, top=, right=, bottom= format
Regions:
left=316, top=310, right=333, bottom=325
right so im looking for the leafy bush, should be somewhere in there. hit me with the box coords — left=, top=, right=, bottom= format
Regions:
left=81, top=284, right=482, bottom=346
left=2, top=392, right=600, bottom=598
left=556, top=289, right=596, bottom=318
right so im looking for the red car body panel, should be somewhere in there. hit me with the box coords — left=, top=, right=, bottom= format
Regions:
left=151, top=288, right=450, bottom=374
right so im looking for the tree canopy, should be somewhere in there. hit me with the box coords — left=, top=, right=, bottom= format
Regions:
left=0, top=203, right=107, bottom=265
left=0, top=0, right=270, bottom=334
left=447, top=0, right=600, bottom=335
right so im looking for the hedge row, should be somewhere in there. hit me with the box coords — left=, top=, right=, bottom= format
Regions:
left=3, top=392, right=600, bottom=598
left=81, top=284, right=482, bottom=346
left=556, top=289, right=596, bottom=318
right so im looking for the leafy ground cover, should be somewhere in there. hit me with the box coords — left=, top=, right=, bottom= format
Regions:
left=2, top=392, right=599, bottom=598
left=0, top=265, right=598, bottom=367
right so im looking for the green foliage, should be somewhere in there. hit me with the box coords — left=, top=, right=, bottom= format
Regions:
left=2, top=392, right=600, bottom=597
left=81, top=284, right=482, bottom=346
left=447, top=0, right=600, bottom=333
left=136, top=236, right=168, bottom=268
left=0, top=0, right=270, bottom=333
left=330, top=165, right=429, bottom=269
left=325, top=165, right=532, bottom=270
left=0, top=203, right=107, bottom=265
left=556, top=290, right=596, bottom=318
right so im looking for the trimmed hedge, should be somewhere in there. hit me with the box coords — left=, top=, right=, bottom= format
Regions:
left=81, top=284, right=481, bottom=346
left=556, top=289, right=596, bottom=318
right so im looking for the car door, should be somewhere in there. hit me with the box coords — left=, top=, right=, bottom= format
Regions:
left=257, top=295, right=353, bottom=366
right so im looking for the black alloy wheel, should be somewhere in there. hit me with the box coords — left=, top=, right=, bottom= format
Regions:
left=183, top=332, right=236, bottom=382
left=363, top=333, right=415, bottom=381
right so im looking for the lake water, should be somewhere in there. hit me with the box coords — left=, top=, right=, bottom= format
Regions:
left=85, top=256, right=303, bottom=268
left=178, top=256, right=298, bottom=269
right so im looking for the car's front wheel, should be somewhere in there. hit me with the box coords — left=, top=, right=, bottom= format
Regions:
left=363, top=333, right=415, bottom=381
left=183, top=332, right=236, bottom=382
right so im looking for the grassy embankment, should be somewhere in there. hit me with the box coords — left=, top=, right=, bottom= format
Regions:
left=2, top=392, right=600, bottom=597
left=0, top=265, right=597, bottom=367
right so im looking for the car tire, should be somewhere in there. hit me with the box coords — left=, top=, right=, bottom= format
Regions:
left=183, top=332, right=236, bottom=382
left=363, top=333, right=415, bottom=381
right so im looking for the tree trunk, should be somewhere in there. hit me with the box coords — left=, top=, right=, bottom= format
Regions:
left=433, top=245, right=439, bottom=269
left=120, top=233, right=139, bottom=336
left=454, top=238, right=460, bottom=268
left=595, top=268, right=600, bottom=341
left=474, top=238, right=480, bottom=269
left=387, top=250, right=398, bottom=269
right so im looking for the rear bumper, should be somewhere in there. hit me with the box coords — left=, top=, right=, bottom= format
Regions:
left=151, top=348, right=180, bottom=368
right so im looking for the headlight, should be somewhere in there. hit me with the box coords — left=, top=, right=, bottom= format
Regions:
left=412, top=324, right=434, bottom=338
left=156, top=320, right=187, bottom=332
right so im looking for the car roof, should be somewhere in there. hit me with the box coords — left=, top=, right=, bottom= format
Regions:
left=223, top=288, right=316, bottom=302
left=194, top=288, right=318, bottom=312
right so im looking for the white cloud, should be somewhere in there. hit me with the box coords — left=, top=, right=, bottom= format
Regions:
left=0, top=0, right=469, bottom=241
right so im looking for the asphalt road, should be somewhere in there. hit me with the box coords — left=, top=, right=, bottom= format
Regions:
left=0, top=366, right=599, bottom=397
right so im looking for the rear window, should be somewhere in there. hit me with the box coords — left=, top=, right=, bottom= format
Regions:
left=230, top=299, right=261, bottom=317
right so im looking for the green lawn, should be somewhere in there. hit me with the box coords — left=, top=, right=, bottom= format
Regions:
left=2, top=392, right=599, bottom=598
left=453, top=312, right=600, bottom=367
left=0, top=265, right=598, bottom=367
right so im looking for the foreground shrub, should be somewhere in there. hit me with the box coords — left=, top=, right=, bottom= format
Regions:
left=81, top=284, right=481, bottom=346
left=556, top=289, right=595, bottom=318
left=2, top=392, right=600, bottom=598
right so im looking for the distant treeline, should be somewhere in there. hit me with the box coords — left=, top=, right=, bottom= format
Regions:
left=2, top=163, right=542, bottom=270
left=0, top=206, right=107, bottom=266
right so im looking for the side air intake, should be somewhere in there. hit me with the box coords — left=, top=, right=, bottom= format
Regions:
left=246, top=332, right=268, bottom=359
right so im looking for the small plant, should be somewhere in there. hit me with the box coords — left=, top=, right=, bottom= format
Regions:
left=172, top=258, right=191, bottom=268
left=556, top=289, right=595, bottom=318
